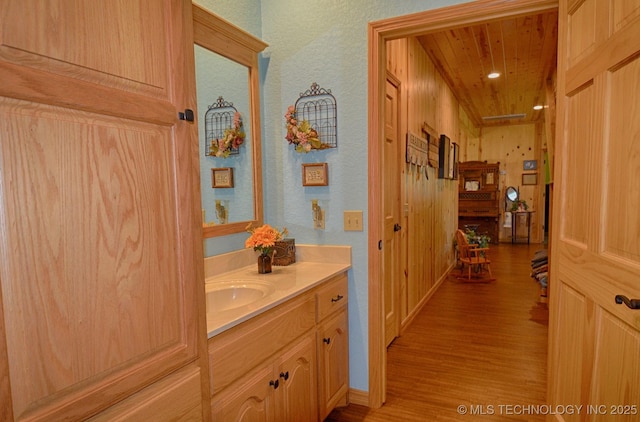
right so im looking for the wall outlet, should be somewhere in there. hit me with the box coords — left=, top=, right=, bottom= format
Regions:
left=344, top=210, right=363, bottom=231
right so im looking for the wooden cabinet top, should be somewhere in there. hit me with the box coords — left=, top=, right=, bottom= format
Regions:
left=458, top=161, right=500, bottom=193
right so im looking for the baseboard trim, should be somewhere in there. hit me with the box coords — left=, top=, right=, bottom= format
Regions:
left=400, top=263, right=453, bottom=333
left=347, top=388, right=369, bottom=407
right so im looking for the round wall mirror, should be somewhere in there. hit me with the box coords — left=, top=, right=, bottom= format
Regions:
left=506, top=186, right=519, bottom=202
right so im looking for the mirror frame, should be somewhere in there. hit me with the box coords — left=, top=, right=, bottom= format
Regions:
left=506, top=186, right=519, bottom=202
left=193, top=4, right=267, bottom=238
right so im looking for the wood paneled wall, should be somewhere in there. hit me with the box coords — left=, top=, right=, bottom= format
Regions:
left=474, top=124, right=546, bottom=243
left=458, top=106, right=481, bottom=162
left=387, top=37, right=461, bottom=326
left=387, top=34, right=547, bottom=325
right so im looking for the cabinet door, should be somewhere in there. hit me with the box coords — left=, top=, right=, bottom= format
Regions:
left=317, top=310, right=349, bottom=420
left=0, top=1, right=205, bottom=420
left=276, top=334, right=317, bottom=422
left=211, top=364, right=276, bottom=422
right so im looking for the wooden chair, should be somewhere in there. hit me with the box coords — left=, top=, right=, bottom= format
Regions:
left=455, top=229, right=494, bottom=281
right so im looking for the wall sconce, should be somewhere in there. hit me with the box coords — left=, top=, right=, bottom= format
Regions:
left=215, top=200, right=228, bottom=225
left=312, top=199, right=325, bottom=229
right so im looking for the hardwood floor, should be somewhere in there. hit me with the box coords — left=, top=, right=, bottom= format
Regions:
left=327, top=242, right=548, bottom=421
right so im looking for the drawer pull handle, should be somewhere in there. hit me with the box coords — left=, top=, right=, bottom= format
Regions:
left=615, top=295, right=640, bottom=309
left=331, top=294, right=344, bottom=303
left=280, top=371, right=289, bottom=381
left=323, top=337, right=331, bottom=344
left=269, top=379, right=279, bottom=389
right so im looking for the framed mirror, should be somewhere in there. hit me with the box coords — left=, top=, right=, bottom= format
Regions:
left=192, top=5, right=267, bottom=238
left=506, top=186, right=519, bottom=202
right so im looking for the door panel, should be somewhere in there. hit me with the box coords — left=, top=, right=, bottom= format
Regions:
left=591, top=310, right=640, bottom=407
left=383, top=75, right=400, bottom=347
left=605, top=56, right=640, bottom=262
left=0, top=1, right=203, bottom=420
left=0, top=0, right=168, bottom=97
left=549, top=1, right=640, bottom=419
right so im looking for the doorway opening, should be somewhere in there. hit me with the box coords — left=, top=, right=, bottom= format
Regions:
left=367, top=0, right=558, bottom=408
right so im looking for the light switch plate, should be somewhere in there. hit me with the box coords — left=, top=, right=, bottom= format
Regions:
left=344, top=210, right=363, bottom=231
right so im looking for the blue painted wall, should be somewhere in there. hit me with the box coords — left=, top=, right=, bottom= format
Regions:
left=196, top=0, right=467, bottom=393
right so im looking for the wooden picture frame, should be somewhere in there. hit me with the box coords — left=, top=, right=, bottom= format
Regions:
left=522, top=173, right=538, bottom=185
left=448, top=141, right=455, bottom=179
left=438, top=134, right=451, bottom=179
left=452, top=143, right=459, bottom=179
left=302, top=163, right=328, bottom=186
left=212, top=167, right=234, bottom=188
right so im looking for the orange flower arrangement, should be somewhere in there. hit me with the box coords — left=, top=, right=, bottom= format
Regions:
left=245, top=223, right=288, bottom=256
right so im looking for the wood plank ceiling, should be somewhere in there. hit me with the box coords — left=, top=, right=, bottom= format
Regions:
left=417, top=10, right=558, bottom=128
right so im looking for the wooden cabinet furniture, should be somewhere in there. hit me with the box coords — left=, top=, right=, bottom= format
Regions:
left=457, top=161, right=501, bottom=244
left=316, top=275, right=350, bottom=420
left=208, top=272, right=349, bottom=421
left=0, top=1, right=209, bottom=420
left=211, top=333, right=317, bottom=421
left=511, top=211, right=534, bottom=244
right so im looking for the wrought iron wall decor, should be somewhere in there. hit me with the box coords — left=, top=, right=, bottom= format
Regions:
left=287, top=82, right=337, bottom=152
left=204, top=96, right=245, bottom=157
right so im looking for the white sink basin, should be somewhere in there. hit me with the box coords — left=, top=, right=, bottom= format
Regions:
left=206, top=280, right=275, bottom=312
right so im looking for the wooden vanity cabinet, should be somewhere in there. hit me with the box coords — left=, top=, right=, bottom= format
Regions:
left=208, top=271, right=349, bottom=421
left=275, top=334, right=317, bottom=421
left=317, top=311, right=349, bottom=419
left=212, top=362, right=274, bottom=421
left=316, top=274, right=350, bottom=420
left=211, top=333, right=316, bottom=422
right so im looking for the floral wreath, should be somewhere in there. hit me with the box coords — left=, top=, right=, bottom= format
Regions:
left=210, top=111, right=245, bottom=158
left=285, top=106, right=329, bottom=153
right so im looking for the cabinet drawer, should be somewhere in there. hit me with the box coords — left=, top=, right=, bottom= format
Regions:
left=316, top=273, right=348, bottom=322
left=209, top=293, right=315, bottom=396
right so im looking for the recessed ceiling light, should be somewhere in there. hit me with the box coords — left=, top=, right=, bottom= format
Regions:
left=487, top=72, right=500, bottom=79
left=533, top=105, right=544, bottom=110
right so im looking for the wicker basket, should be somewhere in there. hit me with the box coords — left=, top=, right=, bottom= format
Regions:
left=273, top=238, right=296, bottom=266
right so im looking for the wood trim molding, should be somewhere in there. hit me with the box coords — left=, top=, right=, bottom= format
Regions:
left=194, top=5, right=266, bottom=240
left=367, top=0, right=558, bottom=409
left=192, top=4, right=268, bottom=65
left=347, top=388, right=369, bottom=407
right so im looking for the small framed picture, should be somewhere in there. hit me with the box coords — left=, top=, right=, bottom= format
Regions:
left=523, top=160, right=537, bottom=170
left=522, top=173, right=538, bottom=185
left=212, top=167, right=234, bottom=188
left=302, top=163, right=328, bottom=186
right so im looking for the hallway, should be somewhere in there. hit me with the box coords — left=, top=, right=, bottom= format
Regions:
left=328, top=242, right=548, bottom=421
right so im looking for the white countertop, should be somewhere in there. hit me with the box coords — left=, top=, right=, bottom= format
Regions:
left=205, top=245, right=351, bottom=338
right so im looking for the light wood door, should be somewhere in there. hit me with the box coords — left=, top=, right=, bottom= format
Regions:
left=383, top=74, right=401, bottom=347
left=0, top=1, right=205, bottom=420
left=549, top=0, right=640, bottom=419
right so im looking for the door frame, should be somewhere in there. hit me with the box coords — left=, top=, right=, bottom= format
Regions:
left=367, top=0, right=558, bottom=408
